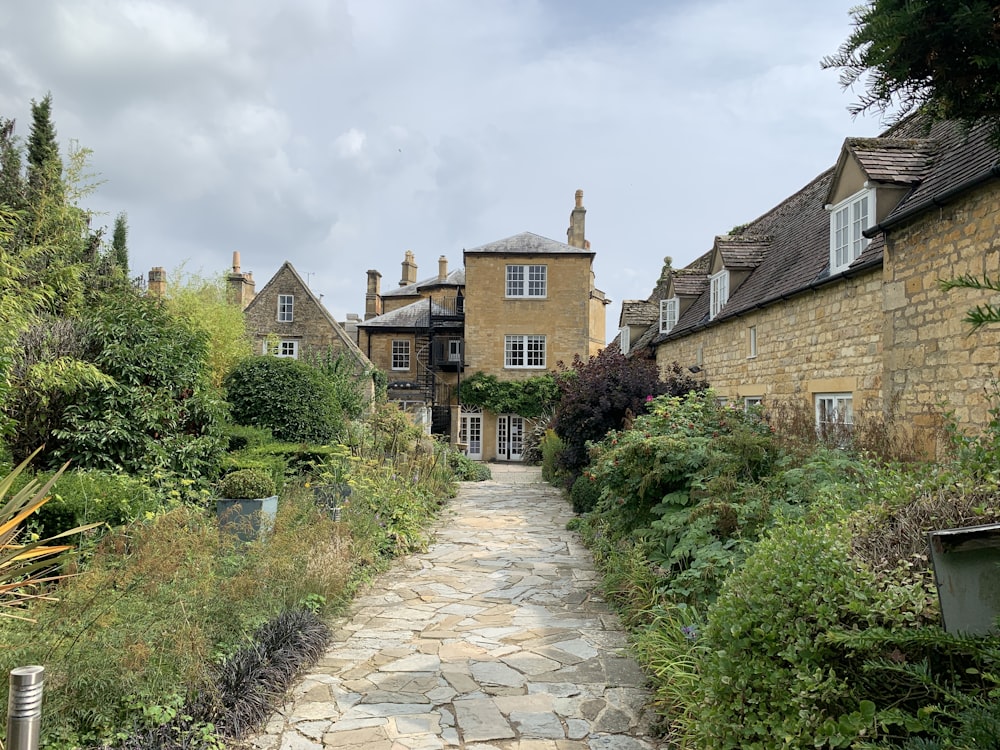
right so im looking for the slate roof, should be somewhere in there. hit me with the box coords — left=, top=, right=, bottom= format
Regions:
left=648, top=116, right=1000, bottom=348
left=620, top=300, right=657, bottom=327
left=847, top=138, right=938, bottom=185
left=715, top=235, right=771, bottom=269
left=357, top=297, right=462, bottom=331
left=382, top=268, right=465, bottom=297
left=463, top=231, right=594, bottom=255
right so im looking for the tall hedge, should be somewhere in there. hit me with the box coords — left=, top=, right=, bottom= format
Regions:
left=224, top=357, right=345, bottom=443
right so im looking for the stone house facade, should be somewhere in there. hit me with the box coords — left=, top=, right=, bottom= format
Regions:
left=241, top=259, right=374, bottom=389
left=624, top=118, right=1000, bottom=457
left=359, top=191, right=608, bottom=460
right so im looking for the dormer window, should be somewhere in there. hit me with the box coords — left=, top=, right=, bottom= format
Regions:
left=709, top=270, right=729, bottom=320
left=830, top=189, right=874, bottom=273
left=660, top=298, right=678, bottom=333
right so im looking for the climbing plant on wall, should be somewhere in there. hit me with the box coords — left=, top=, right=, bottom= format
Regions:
left=457, top=372, right=559, bottom=418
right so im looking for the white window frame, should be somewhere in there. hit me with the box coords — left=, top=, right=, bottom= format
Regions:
left=504, top=334, right=546, bottom=369
left=277, top=294, right=294, bottom=322
left=448, top=339, right=462, bottom=363
left=619, top=326, right=631, bottom=355
left=829, top=189, right=874, bottom=274
left=709, top=270, right=729, bottom=320
left=660, top=298, right=678, bottom=333
left=748, top=325, right=757, bottom=358
left=264, top=339, right=298, bottom=359
left=506, top=264, right=547, bottom=298
left=815, top=393, right=854, bottom=436
left=744, top=396, right=762, bottom=411
left=391, top=339, right=411, bottom=371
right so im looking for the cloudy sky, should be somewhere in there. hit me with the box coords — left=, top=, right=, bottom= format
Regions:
left=0, top=1, right=885, bottom=338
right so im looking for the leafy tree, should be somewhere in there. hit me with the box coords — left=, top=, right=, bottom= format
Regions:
left=6, top=290, right=228, bottom=475
left=304, top=347, right=372, bottom=419
left=163, top=268, right=253, bottom=388
left=822, top=1, right=1000, bottom=139
left=225, top=356, right=347, bottom=443
left=111, top=211, right=128, bottom=274
left=552, top=349, right=707, bottom=481
left=26, top=93, right=62, bottom=205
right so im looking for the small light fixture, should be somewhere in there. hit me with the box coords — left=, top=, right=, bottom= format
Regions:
left=688, top=365, right=702, bottom=374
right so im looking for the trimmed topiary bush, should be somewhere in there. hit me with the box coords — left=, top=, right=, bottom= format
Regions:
left=218, top=469, right=276, bottom=499
left=224, top=357, right=346, bottom=443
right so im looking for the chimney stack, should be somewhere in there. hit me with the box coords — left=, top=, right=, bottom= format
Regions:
left=567, top=189, right=587, bottom=249
left=226, top=251, right=256, bottom=308
left=400, top=250, right=417, bottom=286
left=366, top=269, right=383, bottom=319
left=148, top=267, right=166, bottom=297
left=438, top=255, right=448, bottom=281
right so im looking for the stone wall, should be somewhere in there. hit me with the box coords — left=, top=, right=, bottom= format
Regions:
left=883, top=179, right=1000, bottom=455
left=464, top=253, right=597, bottom=375
left=656, top=268, right=884, bottom=421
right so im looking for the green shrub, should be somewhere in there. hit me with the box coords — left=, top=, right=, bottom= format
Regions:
left=218, top=469, right=276, bottom=499
left=540, top=428, right=564, bottom=484
left=224, top=357, right=345, bottom=443
left=221, top=423, right=273, bottom=452
left=448, top=451, right=491, bottom=481
left=693, top=520, right=926, bottom=748
left=34, top=469, right=160, bottom=537
left=570, top=472, right=602, bottom=513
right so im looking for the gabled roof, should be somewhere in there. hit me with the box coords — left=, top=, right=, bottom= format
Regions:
left=382, top=268, right=465, bottom=298
left=463, top=231, right=594, bottom=256
left=620, top=300, right=657, bottom=327
left=715, top=234, right=771, bottom=270
left=651, top=116, right=1000, bottom=348
left=245, top=261, right=371, bottom=364
left=673, top=268, right=709, bottom=297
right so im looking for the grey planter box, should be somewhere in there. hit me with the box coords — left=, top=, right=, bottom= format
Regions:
left=217, top=496, right=278, bottom=542
left=928, top=522, right=1000, bottom=635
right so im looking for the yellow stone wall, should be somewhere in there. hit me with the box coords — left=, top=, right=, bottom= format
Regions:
left=359, top=332, right=416, bottom=377
left=655, top=269, right=884, bottom=420
left=464, top=252, right=599, bottom=376
left=883, top=180, right=1000, bottom=454
left=655, top=180, right=1000, bottom=457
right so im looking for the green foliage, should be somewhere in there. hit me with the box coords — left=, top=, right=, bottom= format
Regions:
left=304, top=347, right=371, bottom=420
left=553, top=352, right=706, bottom=481
left=458, top=371, right=559, bottom=418
left=220, top=422, right=274, bottom=452
left=939, top=273, right=1000, bottom=330
left=33, top=469, right=160, bottom=537
left=0, top=489, right=353, bottom=747
left=163, top=268, right=254, bottom=389
left=695, top=520, right=912, bottom=748
left=111, top=211, right=128, bottom=273
left=217, top=469, right=276, bottom=500
left=822, top=0, right=1000, bottom=141
left=225, top=356, right=346, bottom=444
left=539, top=428, right=564, bottom=484
left=447, top=450, right=491, bottom=481
left=44, top=290, right=227, bottom=476
left=570, top=472, right=602, bottom=514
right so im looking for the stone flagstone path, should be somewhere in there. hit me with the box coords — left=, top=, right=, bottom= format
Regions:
left=248, top=464, right=659, bottom=750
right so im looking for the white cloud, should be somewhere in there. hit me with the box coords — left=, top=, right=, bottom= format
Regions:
left=0, top=0, right=884, bottom=331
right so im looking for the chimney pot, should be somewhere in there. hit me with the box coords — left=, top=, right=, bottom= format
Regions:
left=438, top=255, right=448, bottom=281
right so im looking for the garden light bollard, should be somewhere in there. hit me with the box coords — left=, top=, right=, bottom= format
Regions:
left=7, top=665, right=44, bottom=750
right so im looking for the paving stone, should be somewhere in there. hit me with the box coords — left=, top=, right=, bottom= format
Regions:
left=244, top=467, right=656, bottom=750
left=453, top=698, right=516, bottom=742
left=510, top=711, right=566, bottom=739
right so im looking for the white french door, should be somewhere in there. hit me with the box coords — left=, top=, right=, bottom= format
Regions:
left=459, top=407, right=483, bottom=460
left=497, top=414, right=524, bottom=461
